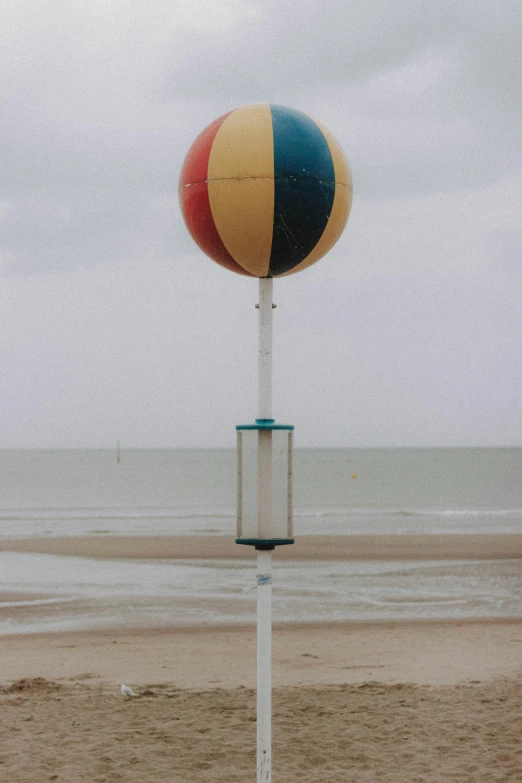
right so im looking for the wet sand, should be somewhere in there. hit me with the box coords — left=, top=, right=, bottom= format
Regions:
left=2, top=532, right=522, bottom=560
left=1, top=534, right=521, bottom=780
left=2, top=619, right=521, bottom=689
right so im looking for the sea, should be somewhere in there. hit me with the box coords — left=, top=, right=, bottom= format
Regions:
left=0, top=447, right=521, bottom=634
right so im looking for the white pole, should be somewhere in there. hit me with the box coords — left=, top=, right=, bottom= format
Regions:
left=258, top=277, right=273, bottom=539
left=258, top=277, right=273, bottom=420
left=257, top=277, right=273, bottom=783
left=257, top=549, right=272, bottom=783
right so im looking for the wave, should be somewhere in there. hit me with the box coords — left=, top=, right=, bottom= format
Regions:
left=296, top=507, right=522, bottom=519
left=0, top=507, right=235, bottom=521
left=0, top=505, right=520, bottom=527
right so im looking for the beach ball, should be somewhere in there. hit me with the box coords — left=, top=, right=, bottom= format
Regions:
left=179, top=104, right=352, bottom=278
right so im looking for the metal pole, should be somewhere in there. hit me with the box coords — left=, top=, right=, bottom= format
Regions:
left=257, top=276, right=273, bottom=783
left=257, top=549, right=272, bottom=783
left=258, top=277, right=273, bottom=420
left=257, top=277, right=273, bottom=543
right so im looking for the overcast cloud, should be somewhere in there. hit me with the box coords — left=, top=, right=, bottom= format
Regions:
left=1, top=0, right=520, bottom=447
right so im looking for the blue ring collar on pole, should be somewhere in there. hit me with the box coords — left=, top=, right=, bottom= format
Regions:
left=236, top=420, right=294, bottom=431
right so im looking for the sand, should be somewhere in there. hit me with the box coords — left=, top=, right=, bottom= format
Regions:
left=2, top=532, right=522, bottom=560
left=2, top=675, right=521, bottom=783
left=2, top=621, right=522, bottom=689
left=1, top=620, right=521, bottom=782
left=1, top=532, right=521, bottom=781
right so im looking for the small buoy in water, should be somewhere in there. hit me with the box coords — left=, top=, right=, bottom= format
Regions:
left=351, top=472, right=358, bottom=479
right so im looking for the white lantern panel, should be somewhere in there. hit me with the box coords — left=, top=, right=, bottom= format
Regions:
left=237, top=428, right=259, bottom=540
left=236, top=426, right=293, bottom=542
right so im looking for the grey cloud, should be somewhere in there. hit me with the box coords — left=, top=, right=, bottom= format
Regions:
left=162, top=0, right=521, bottom=196
left=274, top=264, right=522, bottom=447
left=0, top=191, right=187, bottom=276
left=453, top=2, right=522, bottom=120
left=162, top=0, right=521, bottom=127
left=0, top=0, right=521, bottom=278
left=162, top=0, right=452, bottom=98
left=487, top=228, right=522, bottom=274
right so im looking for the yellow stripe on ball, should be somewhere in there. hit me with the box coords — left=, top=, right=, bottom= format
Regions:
left=208, top=104, right=274, bottom=277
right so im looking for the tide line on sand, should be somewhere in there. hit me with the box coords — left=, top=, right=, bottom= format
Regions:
left=1, top=533, right=522, bottom=560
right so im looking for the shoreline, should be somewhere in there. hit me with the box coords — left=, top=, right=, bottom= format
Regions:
left=4, top=614, right=522, bottom=636
left=2, top=532, right=522, bottom=560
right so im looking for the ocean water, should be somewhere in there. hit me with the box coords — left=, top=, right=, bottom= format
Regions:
left=0, top=448, right=521, bottom=634
left=1, top=447, right=521, bottom=538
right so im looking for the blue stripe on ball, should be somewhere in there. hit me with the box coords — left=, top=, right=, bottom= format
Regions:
left=268, top=105, right=336, bottom=277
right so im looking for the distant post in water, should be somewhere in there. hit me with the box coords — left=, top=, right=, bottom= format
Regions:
left=179, top=103, right=352, bottom=783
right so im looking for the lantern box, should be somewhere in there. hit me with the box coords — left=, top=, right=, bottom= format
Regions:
left=236, top=419, right=294, bottom=549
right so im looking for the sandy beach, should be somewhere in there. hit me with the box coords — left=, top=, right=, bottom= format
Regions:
left=1, top=620, right=521, bottom=781
left=1, top=530, right=521, bottom=781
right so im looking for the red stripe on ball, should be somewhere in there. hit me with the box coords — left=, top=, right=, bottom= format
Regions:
left=179, top=111, right=254, bottom=276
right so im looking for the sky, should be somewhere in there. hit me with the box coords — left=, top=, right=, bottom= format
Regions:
left=1, top=0, right=521, bottom=449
